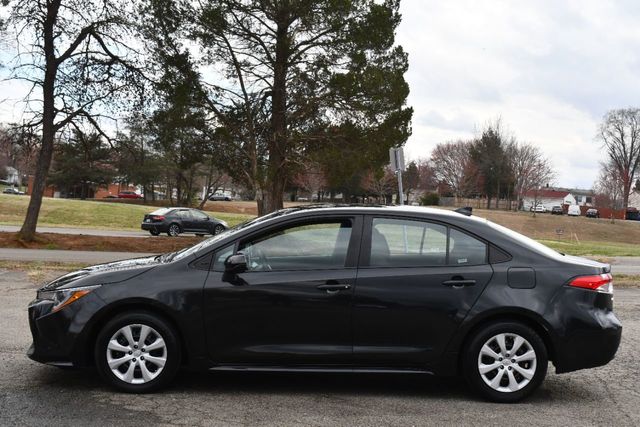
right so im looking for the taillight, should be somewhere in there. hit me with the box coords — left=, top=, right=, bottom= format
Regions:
left=152, top=215, right=165, bottom=221
left=568, top=273, right=613, bottom=294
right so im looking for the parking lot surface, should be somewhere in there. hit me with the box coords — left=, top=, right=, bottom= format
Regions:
left=1, top=268, right=639, bottom=426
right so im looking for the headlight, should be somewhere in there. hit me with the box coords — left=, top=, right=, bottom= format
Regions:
left=37, top=285, right=101, bottom=313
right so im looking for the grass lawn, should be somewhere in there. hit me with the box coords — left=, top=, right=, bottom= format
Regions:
left=0, top=194, right=253, bottom=230
left=539, top=240, right=640, bottom=257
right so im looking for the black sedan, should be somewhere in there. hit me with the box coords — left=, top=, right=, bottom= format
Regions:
left=27, top=205, right=621, bottom=402
left=141, top=208, right=228, bottom=237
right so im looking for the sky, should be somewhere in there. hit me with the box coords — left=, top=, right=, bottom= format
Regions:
left=397, top=0, right=640, bottom=189
left=2, top=1, right=640, bottom=189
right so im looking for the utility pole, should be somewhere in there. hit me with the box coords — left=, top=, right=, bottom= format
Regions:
left=389, top=147, right=405, bottom=205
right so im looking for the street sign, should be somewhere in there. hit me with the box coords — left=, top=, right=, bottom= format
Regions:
left=389, top=147, right=405, bottom=205
left=389, top=147, right=405, bottom=171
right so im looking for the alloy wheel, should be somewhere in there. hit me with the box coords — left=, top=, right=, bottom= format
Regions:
left=477, top=332, right=537, bottom=393
left=106, top=324, right=167, bottom=385
left=168, top=224, right=180, bottom=236
left=214, top=225, right=225, bottom=235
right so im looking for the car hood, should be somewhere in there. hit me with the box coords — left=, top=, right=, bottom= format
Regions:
left=40, top=255, right=162, bottom=291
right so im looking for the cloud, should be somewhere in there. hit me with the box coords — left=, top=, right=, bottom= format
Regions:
left=398, top=0, right=640, bottom=188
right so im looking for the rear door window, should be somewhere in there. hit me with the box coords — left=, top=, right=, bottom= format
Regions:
left=369, top=218, right=448, bottom=267
left=448, top=229, right=487, bottom=265
left=368, top=217, right=488, bottom=267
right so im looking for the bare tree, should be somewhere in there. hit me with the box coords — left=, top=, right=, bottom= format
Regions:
left=292, top=161, right=326, bottom=202
left=430, top=140, right=474, bottom=199
left=594, top=160, right=624, bottom=214
left=599, top=108, right=640, bottom=210
left=506, top=141, right=556, bottom=211
left=363, top=166, right=396, bottom=204
left=7, top=0, right=144, bottom=240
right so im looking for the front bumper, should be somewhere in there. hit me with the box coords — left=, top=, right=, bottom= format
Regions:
left=27, top=294, right=105, bottom=367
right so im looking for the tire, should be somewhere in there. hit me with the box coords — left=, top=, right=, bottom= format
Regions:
left=149, top=230, right=160, bottom=236
left=213, top=224, right=225, bottom=235
left=463, top=321, right=548, bottom=403
left=167, top=223, right=180, bottom=237
left=95, top=311, right=181, bottom=393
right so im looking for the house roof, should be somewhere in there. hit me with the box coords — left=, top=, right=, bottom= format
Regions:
left=523, top=189, right=570, bottom=198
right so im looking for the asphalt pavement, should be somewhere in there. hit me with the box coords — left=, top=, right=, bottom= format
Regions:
left=0, top=268, right=639, bottom=426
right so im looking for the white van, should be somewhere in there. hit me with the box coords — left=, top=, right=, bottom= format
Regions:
left=567, top=205, right=581, bottom=216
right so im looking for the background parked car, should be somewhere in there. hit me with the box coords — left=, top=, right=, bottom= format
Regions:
left=586, top=208, right=600, bottom=218
left=567, top=205, right=581, bottom=216
left=2, top=187, right=25, bottom=195
left=551, top=205, right=563, bottom=215
left=529, top=204, right=547, bottom=213
left=208, top=194, right=232, bottom=201
left=141, top=207, right=228, bottom=236
left=118, top=191, right=143, bottom=199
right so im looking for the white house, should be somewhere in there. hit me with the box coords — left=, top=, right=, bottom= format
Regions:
left=522, top=189, right=574, bottom=211
left=629, top=191, right=640, bottom=209
left=4, top=166, right=19, bottom=184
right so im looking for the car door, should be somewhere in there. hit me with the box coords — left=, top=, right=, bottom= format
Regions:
left=175, top=210, right=195, bottom=231
left=353, top=215, right=493, bottom=369
left=190, top=210, right=211, bottom=233
left=202, top=215, right=362, bottom=366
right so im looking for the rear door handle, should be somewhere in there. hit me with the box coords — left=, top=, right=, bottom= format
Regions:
left=442, top=279, right=476, bottom=288
left=316, top=283, right=352, bottom=293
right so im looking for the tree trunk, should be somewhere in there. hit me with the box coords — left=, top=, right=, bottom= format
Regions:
left=262, top=14, right=290, bottom=215
left=19, top=3, right=59, bottom=241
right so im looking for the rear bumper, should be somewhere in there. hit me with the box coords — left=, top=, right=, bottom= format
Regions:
left=553, top=309, right=622, bottom=373
left=141, top=223, right=167, bottom=232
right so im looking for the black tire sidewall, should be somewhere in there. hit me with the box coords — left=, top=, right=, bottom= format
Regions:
left=214, top=225, right=224, bottom=235
left=463, top=321, right=548, bottom=403
left=95, top=311, right=181, bottom=393
left=150, top=230, right=160, bottom=236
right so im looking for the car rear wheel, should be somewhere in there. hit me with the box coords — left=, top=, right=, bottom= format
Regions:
left=149, top=230, right=160, bottom=236
left=167, top=224, right=180, bottom=237
left=213, top=224, right=225, bottom=235
left=463, top=321, right=548, bottom=403
left=95, top=312, right=180, bottom=393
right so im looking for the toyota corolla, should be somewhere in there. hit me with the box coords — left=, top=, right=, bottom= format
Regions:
left=27, top=205, right=621, bottom=402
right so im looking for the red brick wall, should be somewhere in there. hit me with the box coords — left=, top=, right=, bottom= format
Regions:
left=26, top=175, right=56, bottom=197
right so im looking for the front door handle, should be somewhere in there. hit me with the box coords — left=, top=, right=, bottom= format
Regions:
left=442, top=279, right=476, bottom=288
left=316, top=283, right=352, bottom=293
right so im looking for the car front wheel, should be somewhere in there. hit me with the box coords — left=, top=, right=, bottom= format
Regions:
left=213, top=224, right=225, bottom=235
left=463, top=321, right=548, bottom=403
left=95, top=312, right=180, bottom=393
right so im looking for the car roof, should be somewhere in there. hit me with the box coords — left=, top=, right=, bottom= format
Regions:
left=264, top=204, right=476, bottom=222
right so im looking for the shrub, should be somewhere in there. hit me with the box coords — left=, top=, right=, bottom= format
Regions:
left=420, top=193, right=440, bottom=206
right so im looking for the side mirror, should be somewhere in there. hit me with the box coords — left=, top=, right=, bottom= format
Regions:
left=224, top=253, right=247, bottom=274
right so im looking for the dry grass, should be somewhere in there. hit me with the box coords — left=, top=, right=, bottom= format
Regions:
left=0, top=232, right=200, bottom=253
left=0, top=260, right=89, bottom=284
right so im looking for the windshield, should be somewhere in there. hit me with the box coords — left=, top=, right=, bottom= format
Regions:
left=167, top=209, right=296, bottom=262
